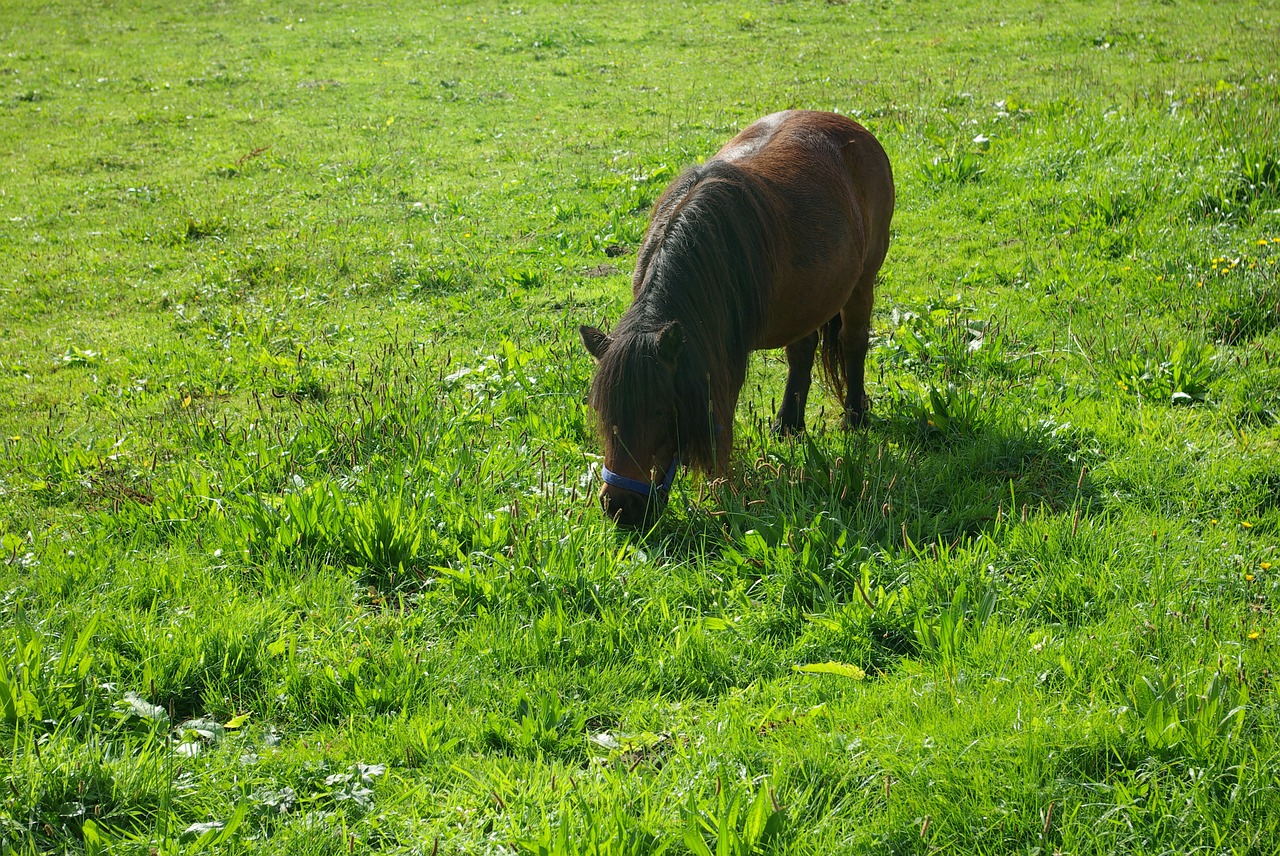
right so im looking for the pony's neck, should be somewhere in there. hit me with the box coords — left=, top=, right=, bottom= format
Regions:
left=620, top=160, right=775, bottom=469
left=623, top=287, right=744, bottom=387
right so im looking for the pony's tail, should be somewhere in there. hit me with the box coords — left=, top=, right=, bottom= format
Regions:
left=818, top=313, right=847, bottom=406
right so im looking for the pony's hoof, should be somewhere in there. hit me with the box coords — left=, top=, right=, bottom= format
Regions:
left=843, top=395, right=872, bottom=429
left=772, top=419, right=805, bottom=437
left=843, top=409, right=868, bottom=429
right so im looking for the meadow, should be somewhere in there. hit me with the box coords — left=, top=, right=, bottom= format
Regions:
left=1, top=0, right=1279, bottom=852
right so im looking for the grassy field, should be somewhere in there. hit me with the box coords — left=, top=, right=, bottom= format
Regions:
left=2, top=0, right=1279, bottom=852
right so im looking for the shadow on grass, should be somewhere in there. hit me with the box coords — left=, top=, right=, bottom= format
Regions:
left=653, top=410, right=1102, bottom=555
left=593, top=410, right=1104, bottom=678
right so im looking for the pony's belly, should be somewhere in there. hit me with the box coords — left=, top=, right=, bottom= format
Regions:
left=755, top=268, right=862, bottom=350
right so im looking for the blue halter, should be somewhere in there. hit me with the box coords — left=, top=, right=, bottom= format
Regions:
left=601, top=455, right=679, bottom=498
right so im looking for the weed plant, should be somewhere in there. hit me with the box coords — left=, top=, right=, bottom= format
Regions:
left=1, top=1, right=1279, bottom=853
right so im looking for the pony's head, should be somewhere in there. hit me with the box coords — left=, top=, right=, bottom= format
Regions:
left=580, top=321, right=686, bottom=527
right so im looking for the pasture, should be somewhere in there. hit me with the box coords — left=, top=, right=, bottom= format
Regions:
left=2, top=0, right=1278, bottom=852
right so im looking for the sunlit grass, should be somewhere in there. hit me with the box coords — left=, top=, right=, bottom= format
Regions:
left=1, top=0, right=1279, bottom=853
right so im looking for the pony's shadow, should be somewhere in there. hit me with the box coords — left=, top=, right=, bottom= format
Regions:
left=636, top=411, right=1101, bottom=558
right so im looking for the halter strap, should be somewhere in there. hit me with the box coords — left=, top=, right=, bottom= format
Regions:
left=601, top=455, right=679, bottom=498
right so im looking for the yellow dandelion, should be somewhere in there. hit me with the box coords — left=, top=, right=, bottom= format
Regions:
left=1245, top=573, right=1256, bottom=581
left=1262, top=562, right=1273, bottom=570
left=1247, top=631, right=1262, bottom=640
left=1259, top=239, right=1270, bottom=246
left=1209, top=519, right=1219, bottom=526
left=1242, top=521, right=1254, bottom=529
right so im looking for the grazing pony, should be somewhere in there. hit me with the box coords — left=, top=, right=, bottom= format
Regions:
left=580, top=110, right=894, bottom=526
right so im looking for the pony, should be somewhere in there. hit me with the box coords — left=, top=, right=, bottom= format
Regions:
left=580, top=110, right=895, bottom=526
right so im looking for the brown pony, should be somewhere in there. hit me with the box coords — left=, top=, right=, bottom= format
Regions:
left=580, top=110, right=894, bottom=527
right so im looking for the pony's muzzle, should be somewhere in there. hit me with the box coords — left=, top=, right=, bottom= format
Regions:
left=599, top=485, right=664, bottom=528
left=598, top=457, right=678, bottom=527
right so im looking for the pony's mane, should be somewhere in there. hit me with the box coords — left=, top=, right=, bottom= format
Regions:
left=591, top=159, right=781, bottom=471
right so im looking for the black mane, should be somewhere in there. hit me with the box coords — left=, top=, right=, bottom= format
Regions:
left=590, top=159, right=781, bottom=471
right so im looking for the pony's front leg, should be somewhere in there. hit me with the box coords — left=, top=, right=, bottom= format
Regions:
left=712, top=389, right=739, bottom=475
left=713, top=423, right=734, bottom=474
left=773, top=331, right=818, bottom=435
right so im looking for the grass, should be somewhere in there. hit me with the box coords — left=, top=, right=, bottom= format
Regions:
left=2, top=0, right=1279, bottom=853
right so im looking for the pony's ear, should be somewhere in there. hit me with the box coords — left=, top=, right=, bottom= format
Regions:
left=579, top=325, right=611, bottom=360
left=656, top=321, right=684, bottom=368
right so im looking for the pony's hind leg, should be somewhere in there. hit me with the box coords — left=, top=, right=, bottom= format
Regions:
left=840, top=274, right=875, bottom=428
left=773, top=331, right=819, bottom=435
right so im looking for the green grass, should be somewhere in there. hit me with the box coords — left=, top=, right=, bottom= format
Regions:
left=2, top=0, right=1279, bottom=853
